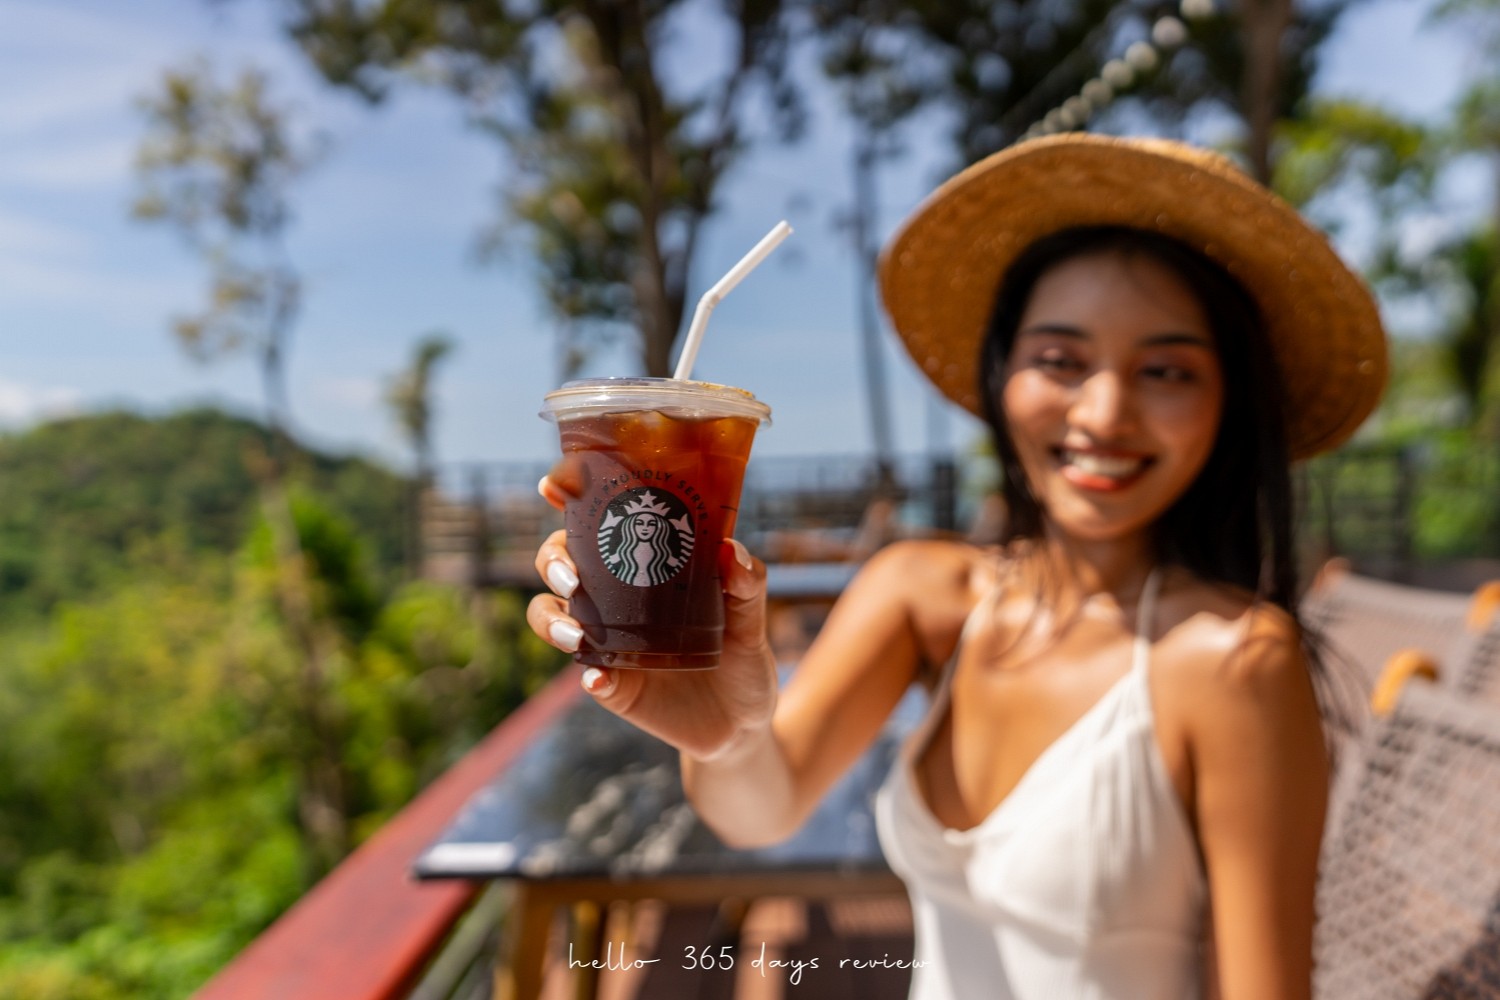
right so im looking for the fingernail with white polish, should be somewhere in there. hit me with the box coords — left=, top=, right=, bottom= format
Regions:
left=582, top=667, right=612, bottom=695
left=549, top=620, right=583, bottom=652
left=536, top=476, right=550, bottom=499
left=546, top=560, right=579, bottom=598
left=729, top=538, right=754, bottom=572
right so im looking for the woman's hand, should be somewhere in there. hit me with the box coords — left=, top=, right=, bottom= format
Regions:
left=526, top=474, right=780, bottom=762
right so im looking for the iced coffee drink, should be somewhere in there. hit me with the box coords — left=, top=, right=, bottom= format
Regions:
left=541, top=378, right=770, bottom=669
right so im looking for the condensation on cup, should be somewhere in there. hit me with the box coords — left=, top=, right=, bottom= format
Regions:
left=541, top=378, right=771, bottom=670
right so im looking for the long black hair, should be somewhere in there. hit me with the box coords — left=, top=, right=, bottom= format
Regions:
left=977, top=225, right=1298, bottom=612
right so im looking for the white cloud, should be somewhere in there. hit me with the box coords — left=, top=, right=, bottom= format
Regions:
left=0, top=250, right=190, bottom=315
left=0, top=67, right=148, bottom=138
left=0, top=5, right=175, bottom=137
left=316, top=375, right=383, bottom=408
left=0, top=138, right=138, bottom=191
left=0, top=205, right=192, bottom=318
left=0, top=0, right=317, bottom=143
left=0, top=377, right=83, bottom=424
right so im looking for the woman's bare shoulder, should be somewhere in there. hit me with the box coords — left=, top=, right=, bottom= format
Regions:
left=845, top=539, right=999, bottom=663
left=1161, top=574, right=1303, bottom=677
left=1156, top=571, right=1314, bottom=730
left=853, top=539, right=997, bottom=609
left=860, top=537, right=993, bottom=579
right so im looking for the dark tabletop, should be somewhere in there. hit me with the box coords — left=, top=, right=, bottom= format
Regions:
left=413, top=674, right=927, bottom=881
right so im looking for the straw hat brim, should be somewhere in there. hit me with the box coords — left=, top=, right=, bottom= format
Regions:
left=877, top=134, right=1388, bottom=460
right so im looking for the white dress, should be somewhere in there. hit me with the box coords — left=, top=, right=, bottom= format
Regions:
left=874, top=569, right=1207, bottom=999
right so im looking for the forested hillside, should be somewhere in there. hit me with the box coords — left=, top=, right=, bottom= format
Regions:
left=0, top=408, right=563, bottom=999
left=0, top=408, right=407, bottom=614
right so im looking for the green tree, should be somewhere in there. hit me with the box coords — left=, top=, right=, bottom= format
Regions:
left=1432, top=0, right=1500, bottom=432
left=1270, top=3, right=1500, bottom=435
left=0, top=515, right=563, bottom=997
left=800, top=0, right=1356, bottom=479
left=808, top=0, right=1357, bottom=180
left=809, top=0, right=932, bottom=485
left=1270, top=98, right=1491, bottom=437
left=0, top=556, right=306, bottom=1000
left=133, top=62, right=318, bottom=443
left=0, top=408, right=407, bottom=616
left=385, top=332, right=454, bottom=486
left=280, top=0, right=803, bottom=377
left=134, top=63, right=367, bottom=872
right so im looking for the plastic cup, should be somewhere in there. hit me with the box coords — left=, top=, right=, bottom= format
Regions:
left=540, top=378, right=770, bottom=669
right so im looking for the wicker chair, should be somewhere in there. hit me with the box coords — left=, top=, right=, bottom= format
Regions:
left=1447, top=616, right=1500, bottom=710
left=1314, top=679, right=1500, bottom=999
left=1302, top=571, right=1474, bottom=690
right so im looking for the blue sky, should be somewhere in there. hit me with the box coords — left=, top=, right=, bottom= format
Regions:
left=0, top=0, right=1481, bottom=470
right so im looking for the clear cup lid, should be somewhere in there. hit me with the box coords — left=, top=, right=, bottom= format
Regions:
left=540, top=377, right=771, bottom=425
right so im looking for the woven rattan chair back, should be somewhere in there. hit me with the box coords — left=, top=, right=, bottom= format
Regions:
left=1315, top=682, right=1500, bottom=999
left=1303, top=573, right=1473, bottom=690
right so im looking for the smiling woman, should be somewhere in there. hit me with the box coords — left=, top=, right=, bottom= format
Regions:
left=527, top=133, right=1389, bottom=1000
left=995, top=240, right=1226, bottom=546
left=975, top=221, right=1299, bottom=599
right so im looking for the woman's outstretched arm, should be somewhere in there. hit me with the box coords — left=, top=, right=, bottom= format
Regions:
left=528, top=498, right=973, bottom=847
left=680, top=541, right=959, bottom=847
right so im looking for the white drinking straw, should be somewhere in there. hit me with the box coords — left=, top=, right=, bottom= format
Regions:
left=672, top=220, right=794, bottom=381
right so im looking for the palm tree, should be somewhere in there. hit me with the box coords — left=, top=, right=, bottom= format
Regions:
left=386, top=333, right=455, bottom=486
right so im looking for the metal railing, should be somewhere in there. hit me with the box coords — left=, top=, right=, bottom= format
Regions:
left=1302, top=441, right=1500, bottom=582
left=420, top=453, right=983, bottom=586
left=420, top=445, right=1500, bottom=589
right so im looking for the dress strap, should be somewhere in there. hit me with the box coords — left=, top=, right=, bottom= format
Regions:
left=1131, top=567, right=1162, bottom=677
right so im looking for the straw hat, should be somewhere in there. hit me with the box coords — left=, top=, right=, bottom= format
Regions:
left=878, top=133, right=1387, bottom=460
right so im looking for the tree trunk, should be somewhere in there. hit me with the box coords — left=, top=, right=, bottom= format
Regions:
left=257, top=316, right=352, bottom=878
left=851, top=126, right=897, bottom=492
left=1239, top=0, right=1292, bottom=184
left=639, top=266, right=676, bottom=377
left=247, top=452, right=353, bottom=879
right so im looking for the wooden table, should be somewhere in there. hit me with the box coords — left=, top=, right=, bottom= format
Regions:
left=413, top=675, right=922, bottom=1000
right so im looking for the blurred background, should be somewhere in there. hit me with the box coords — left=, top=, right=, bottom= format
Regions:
left=2, top=0, right=1498, bottom=996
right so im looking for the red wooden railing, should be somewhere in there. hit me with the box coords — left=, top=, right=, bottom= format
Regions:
left=193, top=665, right=583, bottom=1000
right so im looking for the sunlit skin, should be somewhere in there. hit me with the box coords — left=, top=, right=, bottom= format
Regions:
left=527, top=248, right=1328, bottom=1000
left=1002, top=250, right=1225, bottom=556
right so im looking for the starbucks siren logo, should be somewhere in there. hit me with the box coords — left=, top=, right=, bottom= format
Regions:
left=597, top=487, right=695, bottom=587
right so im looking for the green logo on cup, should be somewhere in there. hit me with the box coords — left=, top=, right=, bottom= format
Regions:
left=597, top=488, right=695, bottom=587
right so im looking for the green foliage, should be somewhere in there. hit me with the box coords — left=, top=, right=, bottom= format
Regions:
left=1373, top=337, right=1468, bottom=437
left=810, top=0, right=1358, bottom=173
left=344, top=585, right=561, bottom=836
left=1269, top=8, right=1500, bottom=438
left=385, top=332, right=454, bottom=481
left=1273, top=99, right=1435, bottom=213
left=241, top=490, right=383, bottom=638
left=1303, top=433, right=1500, bottom=566
left=284, top=0, right=803, bottom=376
left=1433, top=228, right=1500, bottom=428
left=1409, top=433, right=1500, bottom=557
left=1429, top=0, right=1500, bottom=436
left=133, top=63, right=310, bottom=242
left=0, top=410, right=567, bottom=998
left=134, top=61, right=315, bottom=377
left=0, top=407, right=407, bottom=616
left=0, top=561, right=303, bottom=999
